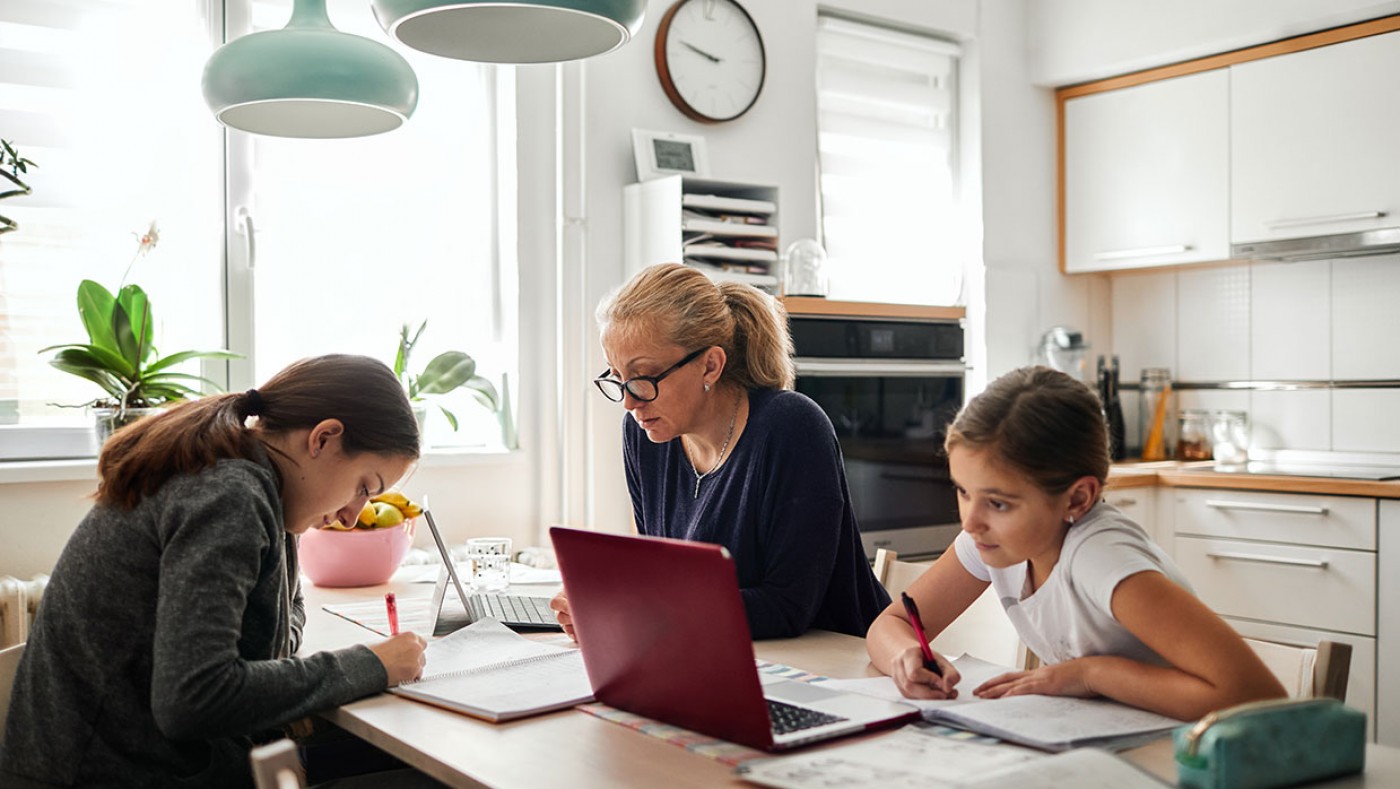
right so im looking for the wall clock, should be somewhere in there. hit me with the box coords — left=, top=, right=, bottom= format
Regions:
left=654, top=0, right=766, bottom=123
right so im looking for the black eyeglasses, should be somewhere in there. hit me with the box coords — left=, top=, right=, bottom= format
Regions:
left=594, top=348, right=707, bottom=403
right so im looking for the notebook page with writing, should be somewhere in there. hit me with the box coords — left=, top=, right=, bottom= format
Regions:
left=390, top=619, right=594, bottom=722
left=819, top=655, right=1185, bottom=752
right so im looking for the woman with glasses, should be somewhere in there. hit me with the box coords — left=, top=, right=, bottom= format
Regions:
left=550, top=263, right=889, bottom=639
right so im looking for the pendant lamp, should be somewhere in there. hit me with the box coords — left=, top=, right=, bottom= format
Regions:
left=371, top=0, right=646, bottom=63
left=203, top=0, right=419, bottom=138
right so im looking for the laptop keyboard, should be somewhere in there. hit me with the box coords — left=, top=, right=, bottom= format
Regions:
left=767, top=699, right=848, bottom=735
left=469, top=594, right=558, bottom=626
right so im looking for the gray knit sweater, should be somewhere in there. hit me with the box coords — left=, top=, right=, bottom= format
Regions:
left=0, top=454, right=387, bottom=788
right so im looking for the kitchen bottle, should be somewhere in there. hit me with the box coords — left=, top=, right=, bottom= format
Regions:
left=1097, top=355, right=1127, bottom=461
left=1139, top=368, right=1175, bottom=461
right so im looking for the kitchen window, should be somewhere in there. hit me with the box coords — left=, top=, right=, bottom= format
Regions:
left=814, top=15, right=964, bottom=305
left=0, top=0, right=516, bottom=458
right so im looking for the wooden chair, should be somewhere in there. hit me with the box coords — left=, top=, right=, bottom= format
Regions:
left=873, top=549, right=1027, bottom=669
left=0, top=642, right=25, bottom=748
left=250, top=739, right=306, bottom=789
left=1244, top=637, right=1351, bottom=701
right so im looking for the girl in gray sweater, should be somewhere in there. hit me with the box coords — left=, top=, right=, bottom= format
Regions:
left=0, top=354, right=428, bottom=788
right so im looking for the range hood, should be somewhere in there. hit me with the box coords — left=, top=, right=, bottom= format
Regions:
left=1232, top=226, right=1400, bottom=261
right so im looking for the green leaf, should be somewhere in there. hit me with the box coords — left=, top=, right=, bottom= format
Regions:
left=76, top=280, right=119, bottom=353
left=462, top=376, right=499, bottom=412
left=143, top=349, right=242, bottom=375
left=42, top=343, right=137, bottom=381
left=109, top=300, right=142, bottom=372
left=46, top=349, right=130, bottom=400
left=417, top=351, right=476, bottom=395
left=438, top=404, right=459, bottom=432
left=116, top=284, right=153, bottom=364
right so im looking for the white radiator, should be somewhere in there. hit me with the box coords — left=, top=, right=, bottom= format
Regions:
left=0, top=575, right=49, bottom=648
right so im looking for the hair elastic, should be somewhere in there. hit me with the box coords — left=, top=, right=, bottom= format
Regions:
left=241, top=388, right=265, bottom=417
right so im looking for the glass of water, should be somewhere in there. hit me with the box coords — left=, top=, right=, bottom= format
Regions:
left=467, top=537, right=512, bottom=592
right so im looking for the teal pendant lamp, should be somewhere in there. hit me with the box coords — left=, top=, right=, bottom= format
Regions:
left=371, top=0, right=646, bottom=63
left=203, top=0, right=419, bottom=138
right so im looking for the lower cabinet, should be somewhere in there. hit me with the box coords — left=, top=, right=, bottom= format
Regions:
left=1171, top=487, right=1380, bottom=740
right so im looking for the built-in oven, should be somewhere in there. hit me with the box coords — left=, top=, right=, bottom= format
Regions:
left=789, top=311, right=966, bottom=561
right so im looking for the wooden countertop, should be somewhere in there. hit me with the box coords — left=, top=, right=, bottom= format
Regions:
left=780, top=297, right=965, bottom=321
left=1106, top=461, right=1400, bottom=499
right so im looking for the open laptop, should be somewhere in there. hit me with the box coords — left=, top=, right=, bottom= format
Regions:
left=549, top=526, right=918, bottom=751
left=422, top=510, right=562, bottom=634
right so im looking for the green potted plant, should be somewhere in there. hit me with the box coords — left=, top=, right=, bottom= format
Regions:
left=1, top=138, right=35, bottom=235
left=394, top=320, right=499, bottom=433
left=40, top=222, right=240, bottom=441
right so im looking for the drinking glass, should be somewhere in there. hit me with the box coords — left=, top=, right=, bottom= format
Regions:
left=467, top=537, right=512, bottom=592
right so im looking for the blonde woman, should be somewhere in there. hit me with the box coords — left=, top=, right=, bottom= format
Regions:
left=551, top=263, right=889, bottom=639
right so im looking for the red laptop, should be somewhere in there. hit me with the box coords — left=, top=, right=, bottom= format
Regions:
left=549, top=527, right=918, bottom=751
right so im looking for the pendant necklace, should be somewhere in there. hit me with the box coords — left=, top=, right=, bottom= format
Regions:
left=688, top=394, right=742, bottom=499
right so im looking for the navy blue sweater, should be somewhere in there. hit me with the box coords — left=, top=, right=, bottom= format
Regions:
left=623, top=388, right=890, bottom=638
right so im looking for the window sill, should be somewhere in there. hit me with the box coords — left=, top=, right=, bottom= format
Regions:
left=0, top=446, right=522, bottom=485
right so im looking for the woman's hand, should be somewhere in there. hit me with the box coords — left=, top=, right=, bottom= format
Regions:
left=550, top=591, right=576, bottom=641
left=368, top=632, right=428, bottom=687
left=890, top=645, right=960, bottom=700
left=974, top=660, right=1096, bottom=700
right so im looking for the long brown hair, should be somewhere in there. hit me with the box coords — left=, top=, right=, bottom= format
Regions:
left=97, top=354, right=419, bottom=509
left=597, top=263, right=795, bottom=390
left=944, top=366, right=1110, bottom=494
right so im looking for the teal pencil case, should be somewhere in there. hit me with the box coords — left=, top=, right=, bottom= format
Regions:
left=1174, top=697, right=1365, bottom=789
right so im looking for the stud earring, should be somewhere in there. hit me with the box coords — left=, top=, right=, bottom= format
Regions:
left=704, top=382, right=711, bottom=392
left=1066, top=515, right=1076, bottom=526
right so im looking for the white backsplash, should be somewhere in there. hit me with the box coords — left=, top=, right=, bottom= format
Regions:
left=1109, top=251, right=1400, bottom=459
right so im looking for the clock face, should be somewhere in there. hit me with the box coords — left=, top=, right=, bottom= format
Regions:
left=655, top=0, right=766, bottom=123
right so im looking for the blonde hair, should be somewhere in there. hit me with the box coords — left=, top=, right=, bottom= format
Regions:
left=597, top=263, right=795, bottom=390
left=944, top=366, right=1110, bottom=494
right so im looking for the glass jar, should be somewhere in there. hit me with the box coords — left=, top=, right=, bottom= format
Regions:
left=1211, top=410, right=1250, bottom=467
left=1177, top=409, right=1213, bottom=461
left=1139, top=368, right=1175, bottom=461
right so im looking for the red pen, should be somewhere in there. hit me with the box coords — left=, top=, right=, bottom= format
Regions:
left=385, top=592, right=399, bottom=636
left=900, top=592, right=943, bottom=677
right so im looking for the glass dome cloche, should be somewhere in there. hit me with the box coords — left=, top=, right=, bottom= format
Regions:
left=782, top=238, right=829, bottom=297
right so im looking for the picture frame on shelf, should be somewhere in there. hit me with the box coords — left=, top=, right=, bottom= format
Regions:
left=631, top=128, right=710, bottom=182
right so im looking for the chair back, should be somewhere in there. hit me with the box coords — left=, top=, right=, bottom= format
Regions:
left=1244, top=637, right=1352, bottom=701
left=250, top=738, right=306, bottom=789
left=0, top=642, right=24, bottom=747
left=872, top=549, right=1027, bottom=669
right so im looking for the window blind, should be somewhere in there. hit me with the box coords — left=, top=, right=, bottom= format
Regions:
left=815, top=15, right=963, bottom=304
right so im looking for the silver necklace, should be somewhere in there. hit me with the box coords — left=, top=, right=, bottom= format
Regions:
left=688, top=394, right=741, bottom=499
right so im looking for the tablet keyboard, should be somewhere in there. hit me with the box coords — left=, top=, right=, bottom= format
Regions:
left=767, top=699, right=847, bottom=735
left=469, top=593, right=559, bottom=627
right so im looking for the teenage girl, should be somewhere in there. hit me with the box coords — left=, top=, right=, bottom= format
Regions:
left=866, top=366, right=1286, bottom=721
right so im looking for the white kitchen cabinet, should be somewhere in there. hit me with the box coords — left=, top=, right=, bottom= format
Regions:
left=1380, top=500, right=1400, bottom=746
left=1171, top=487, right=1380, bottom=739
left=1231, top=30, right=1400, bottom=244
left=1105, top=487, right=1158, bottom=544
left=1063, top=69, right=1230, bottom=272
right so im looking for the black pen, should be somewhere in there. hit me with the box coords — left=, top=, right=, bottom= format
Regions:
left=900, top=592, right=943, bottom=677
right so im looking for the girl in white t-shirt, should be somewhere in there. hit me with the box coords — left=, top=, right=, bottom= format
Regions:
left=866, top=366, right=1286, bottom=721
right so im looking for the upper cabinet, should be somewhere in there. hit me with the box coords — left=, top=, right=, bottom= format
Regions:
left=1063, top=70, right=1230, bottom=273
left=1231, top=31, right=1400, bottom=244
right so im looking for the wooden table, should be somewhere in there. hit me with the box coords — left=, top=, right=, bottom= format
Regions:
left=302, top=580, right=1400, bottom=788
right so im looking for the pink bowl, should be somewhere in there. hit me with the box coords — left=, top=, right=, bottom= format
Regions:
left=298, top=519, right=414, bottom=587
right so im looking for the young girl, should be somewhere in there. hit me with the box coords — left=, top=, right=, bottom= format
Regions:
left=866, top=366, right=1286, bottom=721
left=1, top=355, right=429, bottom=788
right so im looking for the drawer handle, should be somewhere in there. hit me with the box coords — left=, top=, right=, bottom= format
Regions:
left=1092, top=244, right=1191, bottom=261
left=1206, top=551, right=1329, bottom=569
left=1264, top=211, right=1385, bottom=229
left=1110, top=497, right=1137, bottom=508
left=1204, top=499, right=1328, bottom=515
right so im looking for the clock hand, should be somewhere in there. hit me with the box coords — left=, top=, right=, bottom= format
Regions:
left=680, top=40, right=722, bottom=63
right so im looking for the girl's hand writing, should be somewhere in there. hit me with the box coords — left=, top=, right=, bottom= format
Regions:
left=974, top=660, right=1096, bottom=700
left=369, top=632, right=428, bottom=686
left=549, top=591, right=577, bottom=641
left=891, top=645, right=960, bottom=700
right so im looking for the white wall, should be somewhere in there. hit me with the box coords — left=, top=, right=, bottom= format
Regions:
left=1029, top=0, right=1400, bottom=86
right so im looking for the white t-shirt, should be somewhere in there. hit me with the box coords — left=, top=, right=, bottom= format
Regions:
left=953, top=501, right=1194, bottom=667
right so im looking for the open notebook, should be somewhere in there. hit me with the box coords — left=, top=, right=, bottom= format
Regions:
left=389, top=618, right=593, bottom=722
left=820, top=654, right=1187, bottom=753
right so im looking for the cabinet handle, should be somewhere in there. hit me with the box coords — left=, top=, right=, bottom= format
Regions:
left=1110, top=497, right=1137, bottom=508
left=1206, top=551, right=1329, bottom=569
left=1204, top=499, right=1328, bottom=515
left=1092, top=244, right=1192, bottom=261
left=1264, top=211, right=1386, bottom=229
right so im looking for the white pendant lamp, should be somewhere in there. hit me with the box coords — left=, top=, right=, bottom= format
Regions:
left=371, top=0, right=646, bottom=63
left=203, top=0, right=419, bottom=138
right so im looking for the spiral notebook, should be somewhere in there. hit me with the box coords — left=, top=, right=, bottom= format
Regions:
left=389, top=618, right=594, bottom=722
